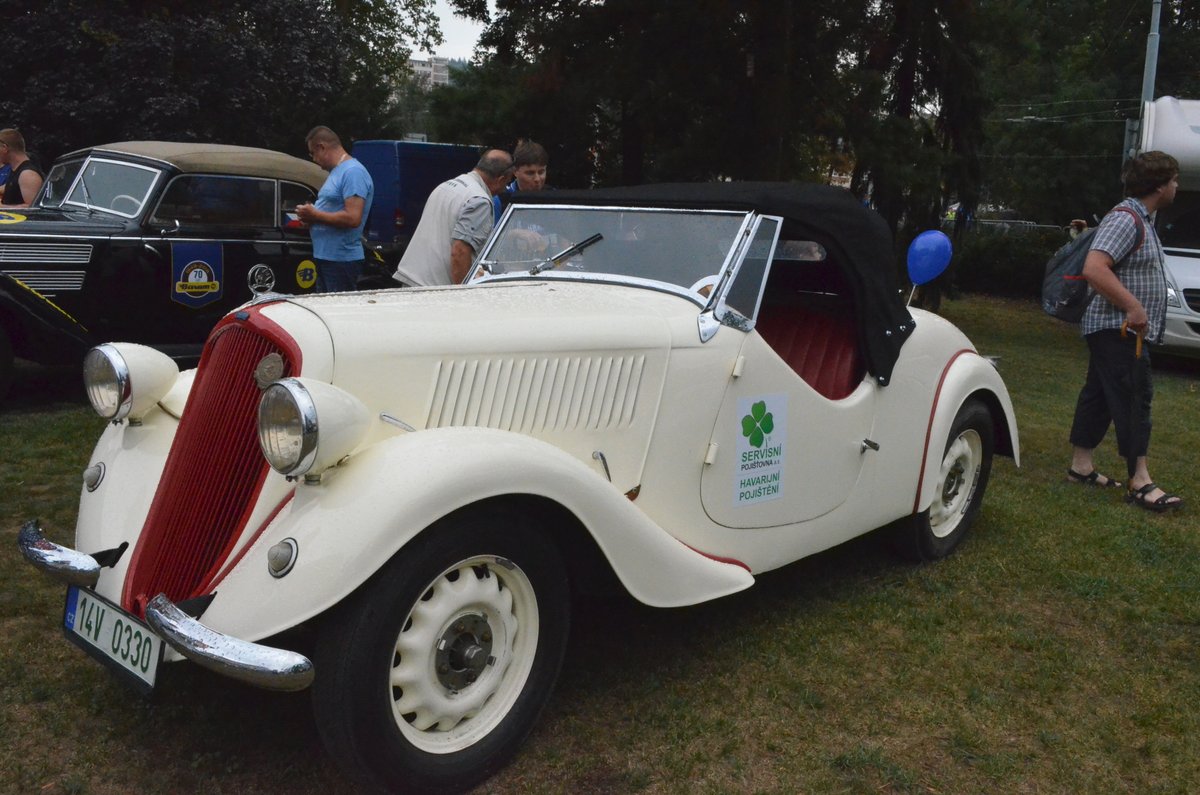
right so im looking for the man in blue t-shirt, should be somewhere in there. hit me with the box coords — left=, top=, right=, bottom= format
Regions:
left=296, top=126, right=374, bottom=292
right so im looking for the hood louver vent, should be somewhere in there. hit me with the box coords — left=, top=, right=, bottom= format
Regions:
left=426, top=355, right=646, bottom=433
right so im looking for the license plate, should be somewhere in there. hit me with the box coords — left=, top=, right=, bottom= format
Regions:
left=63, top=585, right=164, bottom=694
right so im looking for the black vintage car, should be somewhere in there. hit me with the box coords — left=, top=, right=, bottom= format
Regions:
left=0, top=141, right=329, bottom=399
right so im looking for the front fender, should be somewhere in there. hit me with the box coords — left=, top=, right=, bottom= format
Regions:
left=0, top=273, right=91, bottom=363
left=201, top=427, right=754, bottom=642
left=914, top=350, right=1020, bottom=514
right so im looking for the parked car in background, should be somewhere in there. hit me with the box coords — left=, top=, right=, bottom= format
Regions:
left=0, top=141, right=328, bottom=399
left=20, top=182, right=1018, bottom=794
left=352, top=139, right=480, bottom=266
left=1141, top=96, right=1200, bottom=357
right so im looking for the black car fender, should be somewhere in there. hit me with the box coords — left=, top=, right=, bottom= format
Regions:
left=0, top=272, right=93, bottom=364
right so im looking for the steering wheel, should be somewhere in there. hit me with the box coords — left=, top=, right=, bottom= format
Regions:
left=110, top=194, right=141, bottom=214
left=689, top=274, right=720, bottom=298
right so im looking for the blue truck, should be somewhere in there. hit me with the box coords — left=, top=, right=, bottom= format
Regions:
left=352, top=140, right=481, bottom=266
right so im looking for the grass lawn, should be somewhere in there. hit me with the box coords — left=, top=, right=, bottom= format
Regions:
left=2, top=294, right=1198, bottom=794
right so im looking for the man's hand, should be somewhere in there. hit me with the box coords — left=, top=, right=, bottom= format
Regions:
left=294, top=197, right=364, bottom=229
left=1123, top=304, right=1149, bottom=334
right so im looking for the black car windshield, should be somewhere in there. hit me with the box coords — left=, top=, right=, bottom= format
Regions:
left=38, top=159, right=85, bottom=208
left=477, top=206, right=749, bottom=292
left=63, top=157, right=162, bottom=218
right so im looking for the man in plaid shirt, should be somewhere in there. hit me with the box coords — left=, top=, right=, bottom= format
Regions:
left=1067, top=151, right=1182, bottom=511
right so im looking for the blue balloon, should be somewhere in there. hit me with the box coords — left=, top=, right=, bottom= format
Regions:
left=907, top=230, right=953, bottom=286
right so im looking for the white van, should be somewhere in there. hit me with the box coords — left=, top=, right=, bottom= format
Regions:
left=1142, top=96, right=1200, bottom=356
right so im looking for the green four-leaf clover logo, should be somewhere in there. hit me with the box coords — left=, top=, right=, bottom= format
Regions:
left=741, top=401, right=774, bottom=448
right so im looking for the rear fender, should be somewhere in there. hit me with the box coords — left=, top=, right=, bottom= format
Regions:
left=199, top=427, right=755, bottom=641
left=913, top=351, right=1020, bottom=514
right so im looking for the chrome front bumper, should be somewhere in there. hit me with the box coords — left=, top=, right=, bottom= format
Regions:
left=18, top=520, right=101, bottom=587
left=18, top=520, right=314, bottom=692
left=144, top=594, right=314, bottom=691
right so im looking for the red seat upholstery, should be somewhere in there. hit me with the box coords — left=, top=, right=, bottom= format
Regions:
left=754, top=309, right=864, bottom=400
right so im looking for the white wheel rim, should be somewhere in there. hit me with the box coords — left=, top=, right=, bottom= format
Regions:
left=388, top=555, right=540, bottom=754
left=929, top=428, right=982, bottom=539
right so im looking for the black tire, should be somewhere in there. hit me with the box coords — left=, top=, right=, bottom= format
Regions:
left=312, top=512, right=571, bottom=794
left=0, top=324, right=14, bottom=403
left=897, top=399, right=994, bottom=561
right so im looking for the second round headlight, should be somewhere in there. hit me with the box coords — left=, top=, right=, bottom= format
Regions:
left=83, top=345, right=130, bottom=421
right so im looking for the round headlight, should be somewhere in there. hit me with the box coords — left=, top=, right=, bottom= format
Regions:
left=257, top=377, right=372, bottom=478
left=83, top=343, right=180, bottom=422
left=83, top=345, right=132, bottom=420
left=258, top=380, right=318, bottom=475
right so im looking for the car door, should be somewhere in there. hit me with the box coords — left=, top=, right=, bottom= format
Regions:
left=279, top=180, right=320, bottom=294
left=139, top=174, right=285, bottom=346
left=700, top=217, right=877, bottom=529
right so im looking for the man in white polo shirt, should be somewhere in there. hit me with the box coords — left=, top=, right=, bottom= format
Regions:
left=393, top=149, right=514, bottom=286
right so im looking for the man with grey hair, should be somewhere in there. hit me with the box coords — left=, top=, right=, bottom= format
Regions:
left=393, top=149, right=514, bottom=286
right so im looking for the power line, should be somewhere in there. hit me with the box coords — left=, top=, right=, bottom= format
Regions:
left=987, top=118, right=1131, bottom=124
left=978, top=153, right=1122, bottom=159
left=994, top=98, right=1139, bottom=108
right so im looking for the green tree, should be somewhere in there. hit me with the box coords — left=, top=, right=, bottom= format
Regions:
left=3, top=0, right=439, bottom=164
left=976, top=0, right=1200, bottom=225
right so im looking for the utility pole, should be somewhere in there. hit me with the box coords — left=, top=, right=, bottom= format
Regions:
left=1124, top=0, right=1163, bottom=161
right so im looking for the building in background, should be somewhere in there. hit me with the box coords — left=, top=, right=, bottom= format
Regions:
left=410, top=57, right=452, bottom=89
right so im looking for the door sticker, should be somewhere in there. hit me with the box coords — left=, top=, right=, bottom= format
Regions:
left=296, top=259, right=317, bottom=290
left=171, top=242, right=223, bottom=308
left=735, top=394, right=786, bottom=506
left=0, top=211, right=27, bottom=224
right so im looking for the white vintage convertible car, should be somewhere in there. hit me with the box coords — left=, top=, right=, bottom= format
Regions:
left=20, top=182, right=1018, bottom=794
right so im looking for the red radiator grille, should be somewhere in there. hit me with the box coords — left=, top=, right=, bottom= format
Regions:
left=122, top=318, right=294, bottom=616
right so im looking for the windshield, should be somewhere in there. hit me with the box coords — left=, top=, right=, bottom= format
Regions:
left=63, top=157, right=162, bottom=218
left=38, top=159, right=85, bottom=208
left=1158, top=190, right=1200, bottom=249
left=476, top=206, right=750, bottom=292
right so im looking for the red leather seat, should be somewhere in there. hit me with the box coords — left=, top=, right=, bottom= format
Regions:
left=754, top=309, right=864, bottom=400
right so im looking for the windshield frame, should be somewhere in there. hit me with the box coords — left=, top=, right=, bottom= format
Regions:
left=470, top=203, right=756, bottom=306
left=55, top=155, right=165, bottom=219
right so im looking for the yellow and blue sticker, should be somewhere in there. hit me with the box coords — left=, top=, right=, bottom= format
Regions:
left=171, top=242, right=223, bottom=308
left=296, top=259, right=317, bottom=290
left=0, top=211, right=27, bottom=224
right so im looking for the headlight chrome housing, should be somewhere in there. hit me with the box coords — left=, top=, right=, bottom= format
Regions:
left=83, top=343, right=180, bottom=422
left=257, top=378, right=371, bottom=478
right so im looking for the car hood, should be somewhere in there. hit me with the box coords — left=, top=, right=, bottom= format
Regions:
left=0, top=205, right=129, bottom=236
left=258, top=280, right=690, bottom=490
left=311, top=279, right=684, bottom=355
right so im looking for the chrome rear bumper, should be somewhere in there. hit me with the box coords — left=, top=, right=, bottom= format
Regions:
left=18, top=519, right=314, bottom=692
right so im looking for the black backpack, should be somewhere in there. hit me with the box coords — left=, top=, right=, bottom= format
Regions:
left=1042, top=206, right=1144, bottom=323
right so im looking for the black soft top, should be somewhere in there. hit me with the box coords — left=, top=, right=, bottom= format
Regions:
left=511, top=181, right=915, bottom=385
